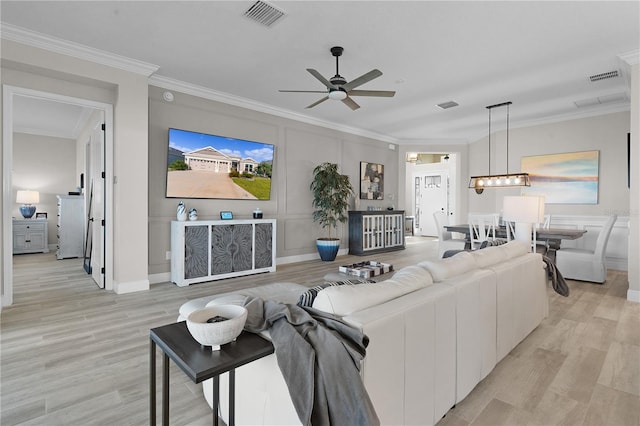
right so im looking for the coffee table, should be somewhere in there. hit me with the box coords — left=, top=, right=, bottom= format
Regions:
left=150, top=322, right=274, bottom=426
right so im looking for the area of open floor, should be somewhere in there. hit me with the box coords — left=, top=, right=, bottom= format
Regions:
left=2, top=237, right=639, bottom=425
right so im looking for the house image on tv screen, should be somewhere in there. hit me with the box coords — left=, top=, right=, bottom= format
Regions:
left=184, top=147, right=258, bottom=173
left=165, top=128, right=274, bottom=200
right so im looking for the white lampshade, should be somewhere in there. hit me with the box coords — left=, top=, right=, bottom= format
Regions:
left=16, top=190, right=39, bottom=204
left=502, top=196, right=545, bottom=223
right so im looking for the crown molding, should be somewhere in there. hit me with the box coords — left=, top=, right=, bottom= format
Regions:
left=619, top=49, right=640, bottom=65
left=0, top=23, right=159, bottom=76
left=148, top=74, right=399, bottom=144
left=465, top=102, right=631, bottom=143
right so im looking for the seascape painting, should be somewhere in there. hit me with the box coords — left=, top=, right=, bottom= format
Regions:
left=521, top=150, right=599, bottom=204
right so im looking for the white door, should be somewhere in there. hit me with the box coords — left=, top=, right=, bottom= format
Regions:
left=86, top=118, right=105, bottom=288
left=416, top=171, right=449, bottom=236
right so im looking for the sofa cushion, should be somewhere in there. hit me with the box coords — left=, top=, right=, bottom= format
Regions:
left=312, top=266, right=433, bottom=316
left=297, top=277, right=376, bottom=307
left=469, top=245, right=509, bottom=268
left=499, top=240, right=530, bottom=259
left=418, top=251, right=476, bottom=282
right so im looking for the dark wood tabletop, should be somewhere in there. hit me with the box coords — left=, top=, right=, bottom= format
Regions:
left=444, top=224, right=587, bottom=242
left=150, top=321, right=274, bottom=383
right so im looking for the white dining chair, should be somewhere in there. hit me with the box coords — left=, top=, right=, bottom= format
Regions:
left=433, top=211, right=467, bottom=258
left=555, top=214, right=617, bottom=284
left=534, top=214, right=551, bottom=253
left=468, top=213, right=499, bottom=250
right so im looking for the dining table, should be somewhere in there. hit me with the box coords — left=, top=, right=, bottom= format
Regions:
left=444, top=224, right=587, bottom=252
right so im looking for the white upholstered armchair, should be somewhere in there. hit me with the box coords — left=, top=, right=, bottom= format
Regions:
left=554, top=215, right=617, bottom=284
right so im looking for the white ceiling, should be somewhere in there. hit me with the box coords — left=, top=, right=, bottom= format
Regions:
left=13, top=96, right=95, bottom=140
left=1, top=1, right=638, bottom=144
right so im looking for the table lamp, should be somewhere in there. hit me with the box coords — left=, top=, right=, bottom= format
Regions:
left=16, top=190, right=39, bottom=219
left=502, top=196, right=545, bottom=249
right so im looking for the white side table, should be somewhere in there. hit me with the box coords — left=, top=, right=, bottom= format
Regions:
left=13, top=219, right=49, bottom=254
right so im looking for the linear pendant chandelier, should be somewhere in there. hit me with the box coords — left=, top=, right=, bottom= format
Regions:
left=468, top=101, right=530, bottom=194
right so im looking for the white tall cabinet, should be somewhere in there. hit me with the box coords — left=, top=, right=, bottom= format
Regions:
left=56, top=195, right=84, bottom=259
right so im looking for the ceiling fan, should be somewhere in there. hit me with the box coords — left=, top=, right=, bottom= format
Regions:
left=279, top=46, right=395, bottom=110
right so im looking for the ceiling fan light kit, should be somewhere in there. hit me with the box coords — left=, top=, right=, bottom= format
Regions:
left=279, top=46, right=395, bottom=110
left=469, top=101, right=530, bottom=194
left=328, top=90, right=347, bottom=100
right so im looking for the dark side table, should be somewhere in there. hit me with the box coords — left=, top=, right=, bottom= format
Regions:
left=150, top=321, right=274, bottom=426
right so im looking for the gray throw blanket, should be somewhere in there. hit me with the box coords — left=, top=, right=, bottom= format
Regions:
left=241, top=296, right=380, bottom=426
left=542, top=255, right=570, bottom=297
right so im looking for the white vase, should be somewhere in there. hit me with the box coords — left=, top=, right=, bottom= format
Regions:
left=177, top=202, right=187, bottom=221
left=189, top=208, right=198, bottom=221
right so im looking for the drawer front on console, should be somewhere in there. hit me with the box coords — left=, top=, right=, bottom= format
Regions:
left=255, top=223, right=273, bottom=269
left=211, top=224, right=253, bottom=274
left=184, top=225, right=209, bottom=279
left=13, top=222, right=46, bottom=233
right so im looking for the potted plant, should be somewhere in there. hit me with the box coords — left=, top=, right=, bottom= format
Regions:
left=310, top=162, right=354, bottom=261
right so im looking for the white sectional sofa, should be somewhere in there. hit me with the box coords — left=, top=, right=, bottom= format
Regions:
left=177, top=240, right=548, bottom=425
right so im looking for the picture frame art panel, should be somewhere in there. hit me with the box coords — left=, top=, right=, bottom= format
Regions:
left=360, top=161, right=384, bottom=200
left=520, top=150, right=599, bottom=204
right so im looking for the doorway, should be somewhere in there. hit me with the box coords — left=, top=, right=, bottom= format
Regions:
left=405, top=152, right=458, bottom=237
left=2, top=85, right=114, bottom=306
left=415, top=171, right=450, bottom=236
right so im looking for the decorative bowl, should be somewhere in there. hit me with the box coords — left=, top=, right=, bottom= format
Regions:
left=186, top=305, right=248, bottom=350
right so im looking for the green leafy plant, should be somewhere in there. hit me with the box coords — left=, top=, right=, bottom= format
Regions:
left=310, top=162, right=354, bottom=240
left=168, top=160, right=188, bottom=171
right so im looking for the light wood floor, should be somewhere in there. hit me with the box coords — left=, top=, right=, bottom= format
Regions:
left=2, top=237, right=639, bottom=425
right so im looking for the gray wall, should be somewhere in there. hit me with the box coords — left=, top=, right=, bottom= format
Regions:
left=148, top=86, right=399, bottom=275
left=13, top=133, right=77, bottom=245
left=467, top=112, right=630, bottom=217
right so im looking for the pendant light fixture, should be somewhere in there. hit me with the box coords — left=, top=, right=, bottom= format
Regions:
left=468, top=101, right=530, bottom=194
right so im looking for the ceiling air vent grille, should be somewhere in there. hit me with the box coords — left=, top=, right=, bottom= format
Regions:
left=244, top=1, right=286, bottom=27
left=589, top=70, right=619, bottom=82
left=436, top=101, right=459, bottom=110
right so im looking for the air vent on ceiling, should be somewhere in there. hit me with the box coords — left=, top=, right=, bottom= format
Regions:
left=589, top=70, right=619, bottom=82
left=574, top=92, right=628, bottom=108
left=243, top=1, right=286, bottom=27
left=436, top=101, right=459, bottom=110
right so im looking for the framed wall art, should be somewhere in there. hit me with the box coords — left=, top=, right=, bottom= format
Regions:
left=360, top=161, right=384, bottom=200
left=521, top=150, right=599, bottom=204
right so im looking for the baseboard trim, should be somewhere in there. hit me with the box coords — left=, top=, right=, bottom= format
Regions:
left=149, top=272, right=171, bottom=285
left=276, top=248, right=349, bottom=265
left=627, top=289, right=640, bottom=303
left=114, top=279, right=149, bottom=294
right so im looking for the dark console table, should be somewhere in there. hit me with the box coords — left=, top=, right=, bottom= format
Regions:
left=150, top=322, right=274, bottom=426
left=348, top=210, right=405, bottom=255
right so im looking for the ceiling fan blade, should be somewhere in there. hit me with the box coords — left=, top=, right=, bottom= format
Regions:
left=348, top=89, right=396, bottom=97
left=279, top=90, right=328, bottom=93
left=342, top=96, right=360, bottom=111
left=342, top=69, right=383, bottom=92
left=306, top=96, right=329, bottom=109
left=307, top=68, right=336, bottom=89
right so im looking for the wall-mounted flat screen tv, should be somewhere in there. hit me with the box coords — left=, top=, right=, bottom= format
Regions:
left=166, top=128, right=274, bottom=200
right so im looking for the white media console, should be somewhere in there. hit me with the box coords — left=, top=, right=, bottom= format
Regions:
left=170, top=219, right=276, bottom=286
